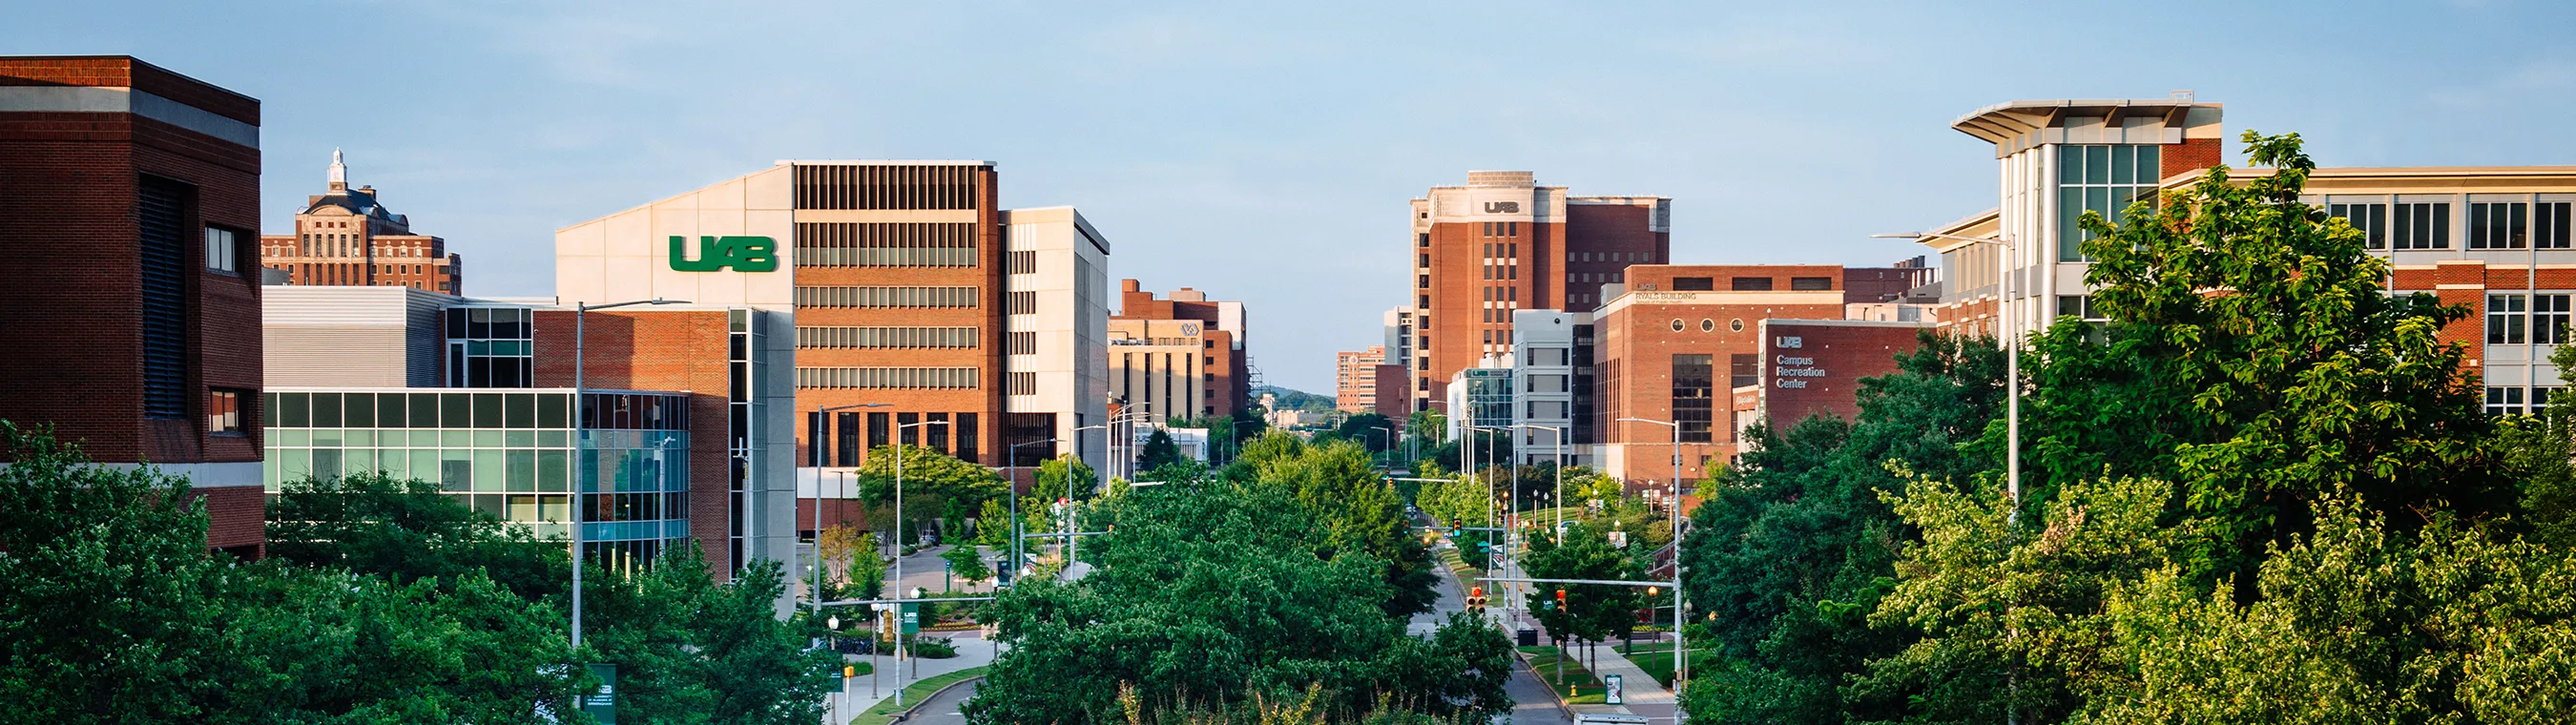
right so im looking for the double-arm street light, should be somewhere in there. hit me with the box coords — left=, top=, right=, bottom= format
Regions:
left=810, top=403, right=889, bottom=618
left=1618, top=416, right=1689, bottom=693
left=570, top=297, right=687, bottom=651
left=1872, top=231, right=2021, bottom=518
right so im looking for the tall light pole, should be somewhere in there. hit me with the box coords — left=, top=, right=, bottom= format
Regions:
left=1619, top=416, right=1687, bottom=693
left=889, top=418, right=949, bottom=705
left=570, top=297, right=687, bottom=651
left=1360, top=426, right=1389, bottom=466
left=1875, top=231, right=2018, bottom=519
left=1509, top=424, right=1565, bottom=545
left=812, top=403, right=888, bottom=618
left=1468, top=425, right=1508, bottom=571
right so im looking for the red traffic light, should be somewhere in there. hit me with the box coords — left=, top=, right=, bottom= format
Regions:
left=1555, top=589, right=1568, bottom=603
left=1470, top=587, right=1484, bottom=598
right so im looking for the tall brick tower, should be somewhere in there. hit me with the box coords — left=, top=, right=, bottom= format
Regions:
left=1405, top=171, right=1668, bottom=413
left=258, top=149, right=465, bottom=294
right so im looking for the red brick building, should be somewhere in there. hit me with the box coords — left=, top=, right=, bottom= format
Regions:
left=258, top=150, right=464, bottom=294
left=1407, top=171, right=1669, bottom=414
left=0, top=55, right=266, bottom=555
left=1371, top=363, right=1409, bottom=420
left=1334, top=345, right=1384, bottom=413
left=1730, top=320, right=1930, bottom=449
left=1114, top=280, right=1251, bottom=419
left=1591, top=265, right=1851, bottom=487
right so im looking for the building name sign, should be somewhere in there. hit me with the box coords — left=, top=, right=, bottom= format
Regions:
left=1775, top=353, right=1825, bottom=388
left=1484, top=201, right=1521, bottom=214
left=668, top=236, right=779, bottom=273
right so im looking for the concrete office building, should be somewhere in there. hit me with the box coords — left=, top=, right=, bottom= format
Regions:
left=258, top=150, right=464, bottom=294
left=1335, top=346, right=1385, bottom=413
left=1728, top=320, right=1930, bottom=450
left=1408, top=171, right=1670, bottom=414
left=0, top=56, right=266, bottom=555
left=555, top=161, right=1113, bottom=558
left=1918, top=96, right=2228, bottom=339
left=1108, top=318, right=1215, bottom=426
left=1921, top=96, right=2576, bottom=414
left=1591, top=265, right=1854, bottom=487
left=263, top=285, right=780, bottom=574
left=999, top=206, right=1111, bottom=471
left=1115, top=280, right=1252, bottom=419
left=1509, top=310, right=1594, bottom=467
left=1444, top=356, right=1513, bottom=443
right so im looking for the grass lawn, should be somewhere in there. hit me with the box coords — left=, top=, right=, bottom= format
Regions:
left=845, top=665, right=987, bottom=725
left=1437, top=547, right=1485, bottom=592
left=1616, top=642, right=1717, bottom=689
left=1519, top=645, right=1608, bottom=705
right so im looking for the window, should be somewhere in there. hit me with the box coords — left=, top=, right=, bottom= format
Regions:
left=2490, top=294, right=2529, bottom=344
left=139, top=176, right=188, bottom=419
left=1418, top=233, right=1430, bottom=248
left=1730, top=353, right=1758, bottom=388
left=1672, top=354, right=1714, bottom=444
left=795, top=326, right=980, bottom=349
left=1731, top=277, right=1774, bottom=291
left=2058, top=295, right=2105, bottom=321
left=207, top=389, right=244, bottom=434
left=1790, top=277, right=1833, bottom=291
left=2487, top=386, right=2527, bottom=416
left=204, top=227, right=239, bottom=274
left=2470, top=202, right=2530, bottom=250
left=2395, top=202, right=2451, bottom=250
left=1008, top=291, right=1036, bottom=315
left=1008, top=371, right=1037, bottom=396
left=1528, top=347, right=1568, bottom=365
left=1008, top=249, right=1038, bottom=274
left=1009, top=331, right=1035, bottom=355
left=1670, top=319, right=1685, bottom=332
left=2540, top=387, right=2566, bottom=413
left=1672, top=277, right=1714, bottom=291
left=797, top=286, right=981, bottom=307
left=2056, top=144, right=2163, bottom=260
left=2539, top=295, right=2572, bottom=345
left=2542, top=202, right=2573, bottom=249
left=2328, top=203, right=2389, bottom=249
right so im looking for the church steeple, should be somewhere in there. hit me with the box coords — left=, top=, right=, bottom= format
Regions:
left=327, top=148, right=347, bottom=192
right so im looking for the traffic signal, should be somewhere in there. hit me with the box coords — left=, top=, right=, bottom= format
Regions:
left=1467, top=586, right=1487, bottom=612
left=1556, top=589, right=1568, bottom=608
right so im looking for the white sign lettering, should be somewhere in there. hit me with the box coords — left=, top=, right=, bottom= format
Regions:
left=1775, top=336, right=1803, bottom=349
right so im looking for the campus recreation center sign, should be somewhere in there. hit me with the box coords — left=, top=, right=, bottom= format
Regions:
left=668, top=236, right=779, bottom=273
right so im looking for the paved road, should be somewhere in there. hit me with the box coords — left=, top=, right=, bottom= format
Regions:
left=898, top=677, right=980, bottom=725
left=1419, top=540, right=1570, bottom=725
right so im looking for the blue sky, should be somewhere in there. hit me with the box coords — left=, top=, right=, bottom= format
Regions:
left=11, top=1, right=2576, bottom=392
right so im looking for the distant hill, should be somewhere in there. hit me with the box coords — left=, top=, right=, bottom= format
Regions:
left=1255, top=385, right=1337, bottom=413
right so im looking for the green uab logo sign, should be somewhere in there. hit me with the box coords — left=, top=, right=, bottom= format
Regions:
left=668, top=236, right=778, bottom=272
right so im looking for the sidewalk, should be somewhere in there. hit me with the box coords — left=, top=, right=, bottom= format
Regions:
left=1505, top=610, right=1679, bottom=723
left=823, top=628, right=1004, bottom=724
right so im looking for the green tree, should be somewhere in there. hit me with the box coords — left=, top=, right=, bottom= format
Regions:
left=2026, top=130, right=2503, bottom=590
left=584, top=547, right=841, bottom=725
left=944, top=544, right=993, bottom=590
left=1246, top=439, right=1440, bottom=616
left=856, top=445, right=1008, bottom=546
left=821, top=526, right=884, bottom=601
left=1138, top=428, right=1184, bottom=473
left=1676, top=333, right=2004, bottom=724
left=1524, top=521, right=1645, bottom=650
left=1034, top=452, right=1101, bottom=504
left=268, top=470, right=568, bottom=600
left=967, top=480, right=1508, bottom=724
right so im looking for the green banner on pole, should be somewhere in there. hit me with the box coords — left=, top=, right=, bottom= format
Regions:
left=584, top=663, right=617, bottom=724
left=901, top=604, right=921, bottom=634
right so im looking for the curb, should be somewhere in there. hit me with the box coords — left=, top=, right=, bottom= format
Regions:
left=1512, top=653, right=1577, bottom=722
left=883, top=675, right=984, bottom=725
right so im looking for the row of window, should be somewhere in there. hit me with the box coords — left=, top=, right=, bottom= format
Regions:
left=2487, top=294, right=2575, bottom=344
left=791, top=164, right=981, bottom=211
left=1008, top=331, right=1035, bottom=355
left=795, top=366, right=980, bottom=389
left=2329, top=201, right=2575, bottom=251
left=794, top=325, right=979, bottom=349
left=264, top=391, right=689, bottom=431
left=2486, top=385, right=2565, bottom=416
left=1008, top=371, right=1038, bottom=396
left=794, top=285, right=980, bottom=308
left=811, top=410, right=984, bottom=466
left=1483, top=221, right=1520, bottom=237
left=1008, top=249, right=1038, bottom=275
left=1008, top=291, right=1037, bottom=315
left=797, top=247, right=978, bottom=267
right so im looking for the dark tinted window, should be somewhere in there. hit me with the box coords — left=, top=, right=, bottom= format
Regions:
left=1731, top=277, right=1774, bottom=291
left=1672, top=277, right=1714, bottom=291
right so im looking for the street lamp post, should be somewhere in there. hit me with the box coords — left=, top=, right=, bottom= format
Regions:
left=1619, top=416, right=1687, bottom=694
left=812, top=403, right=889, bottom=618
left=1508, top=425, right=1565, bottom=546
left=1875, top=231, right=2019, bottom=519
left=570, top=297, right=686, bottom=651
left=889, top=418, right=950, bottom=707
